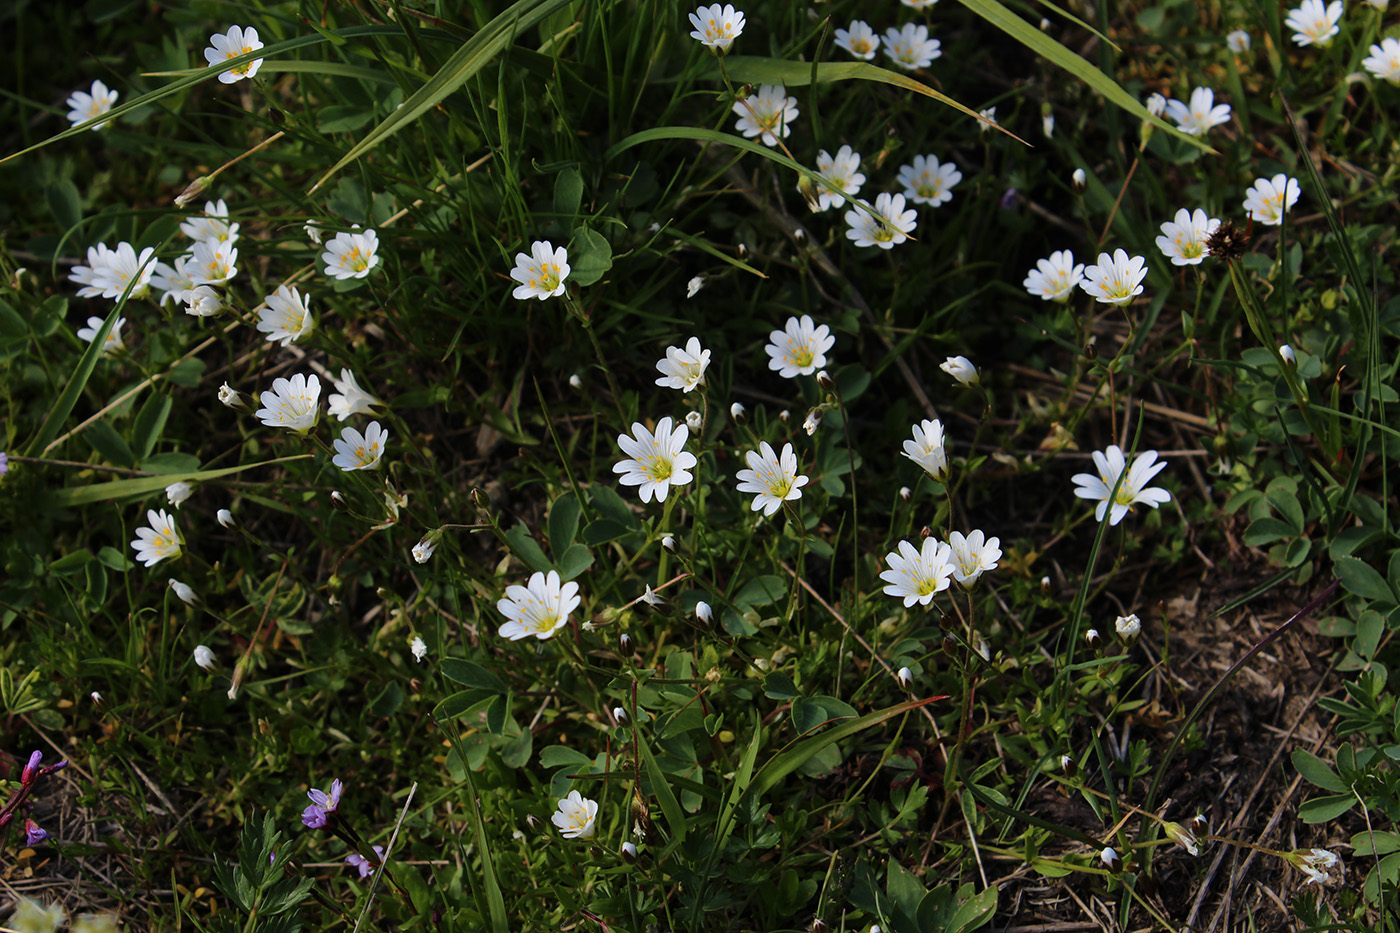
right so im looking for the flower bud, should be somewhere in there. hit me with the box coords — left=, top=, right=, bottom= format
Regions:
left=816, top=370, right=835, bottom=392
left=1189, top=813, right=1209, bottom=836
left=618, top=632, right=634, bottom=655
left=193, top=645, right=216, bottom=670
left=802, top=409, right=822, bottom=436
left=730, top=402, right=747, bottom=424
left=470, top=487, right=490, bottom=510
left=217, top=508, right=236, bottom=529
left=797, top=174, right=823, bottom=213
left=686, top=276, right=704, bottom=298
left=1280, top=344, right=1296, bottom=366
left=919, top=525, right=932, bottom=540
left=896, top=667, right=914, bottom=689
left=1040, top=575, right=1052, bottom=596
left=175, top=175, right=212, bottom=208
left=1072, top=168, right=1087, bottom=192
left=1147, top=92, right=1166, bottom=117
left=685, top=410, right=703, bottom=431
left=569, top=374, right=583, bottom=390
left=1060, top=754, right=1076, bottom=775
left=1101, top=846, right=1123, bottom=873
left=330, top=491, right=348, bottom=511
left=1115, top=613, right=1142, bottom=645
left=621, top=841, right=638, bottom=863
left=779, top=409, right=790, bottom=423
left=20, top=750, right=43, bottom=786
left=1042, top=112, right=1055, bottom=139
left=613, top=706, right=628, bottom=724
left=695, top=601, right=714, bottom=626
left=1164, top=820, right=1201, bottom=856
left=899, top=486, right=912, bottom=501
left=661, top=535, right=676, bottom=552
left=942, top=633, right=959, bottom=655
left=940, top=355, right=980, bottom=387
left=90, top=691, right=103, bottom=706
left=1085, top=628, right=1103, bottom=650
left=413, top=534, right=439, bottom=564
left=168, top=579, right=197, bottom=605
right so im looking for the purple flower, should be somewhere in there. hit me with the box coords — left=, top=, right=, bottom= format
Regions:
left=20, top=750, right=43, bottom=785
left=346, top=845, right=385, bottom=879
left=0, top=451, right=9, bottom=478
left=301, top=778, right=343, bottom=829
left=999, top=187, right=1019, bottom=210
left=24, top=819, right=49, bottom=847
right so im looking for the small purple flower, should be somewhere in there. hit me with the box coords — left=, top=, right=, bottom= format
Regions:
left=0, top=451, right=9, bottom=478
left=20, top=750, right=43, bottom=785
left=301, top=778, right=343, bottom=829
left=346, top=845, right=385, bottom=879
left=999, top=187, right=1019, bottom=210
left=24, top=819, right=49, bottom=847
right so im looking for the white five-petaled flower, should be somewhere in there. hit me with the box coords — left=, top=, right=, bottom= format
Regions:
left=1163, top=87, right=1231, bottom=136
left=1080, top=249, right=1148, bottom=307
left=765, top=314, right=834, bottom=378
left=977, top=107, right=998, bottom=133
left=1227, top=30, right=1251, bottom=53
left=1283, top=0, right=1342, bottom=47
left=328, top=369, right=383, bottom=420
left=807, top=145, right=865, bottom=212
left=732, top=84, right=799, bottom=148
left=186, top=285, right=222, bottom=317
left=510, top=240, right=570, bottom=300
left=412, top=536, right=437, bottom=564
left=255, top=373, right=321, bottom=432
left=897, top=154, right=962, bottom=208
left=552, top=790, right=599, bottom=839
left=655, top=337, right=711, bottom=392
left=131, top=509, right=182, bottom=567
left=180, top=199, right=239, bottom=245
left=497, top=569, right=580, bottom=641
left=150, top=257, right=198, bottom=308
left=1072, top=445, right=1172, bottom=525
left=332, top=421, right=389, bottom=471
left=76, top=316, right=127, bottom=355
left=845, top=192, right=918, bottom=249
left=169, top=578, right=197, bottom=605
left=410, top=636, right=428, bottom=662
left=902, top=419, right=948, bottom=480
left=612, top=417, right=697, bottom=503
left=947, top=530, right=1001, bottom=587
left=322, top=228, right=380, bottom=280
left=1024, top=250, right=1085, bottom=302
left=1362, top=38, right=1400, bottom=84
left=1242, top=174, right=1301, bottom=226
left=189, top=239, right=238, bottom=286
left=1146, top=92, right=1167, bottom=117
left=69, top=243, right=116, bottom=297
left=166, top=481, right=192, bottom=509
left=193, top=645, right=216, bottom=670
left=66, top=80, right=118, bottom=130
left=1156, top=208, right=1221, bottom=266
left=880, top=537, right=954, bottom=607
left=941, top=355, right=979, bottom=386
left=686, top=276, right=704, bottom=298
left=256, top=285, right=313, bottom=346
left=204, top=25, right=265, bottom=83
left=883, top=23, right=941, bottom=70
left=735, top=441, right=809, bottom=517
left=1115, top=613, right=1142, bottom=642
left=834, top=20, right=880, bottom=60
left=688, top=3, right=745, bottom=53
left=92, top=242, right=156, bottom=299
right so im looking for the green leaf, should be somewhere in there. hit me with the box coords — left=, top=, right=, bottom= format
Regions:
left=539, top=745, right=593, bottom=769
left=40, top=455, right=313, bottom=507
left=567, top=226, right=612, bottom=286
left=309, top=0, right=575, bottom=193
left=1352, top=830, right=1400, bottom=857
left=1334, top=554, right=1396, bottom=603
left=440, top=659, right=506, bottom=692
left=500, top=729, right=533, bottom=769
left=1265, top=477, right=1305, bottom=532
left=46, top=178, right=82, bottom=231
left=503, top=523, right=553, bottom=573
left=434, top=690, right=491, bottom=719
left=548, top=492, right=582, bottom=553
left=84, top=420, right=136, bottom=468
left=557, top=543, right=593, bottom=581
left=791, top=695, right=858, bottom=735
left=734, top=574, right=785, bottom=609
left=26, top=302, right=128, bottom=457
left=1291, top=748, right=1347, bottom=792
left=762, top=672, right=799, bottom=700
left=946, top=884, right=999, bottom=933
left=1299, top=793, right=1356, bottom=823
left=131, top=393, right=173, bottom=461
left=589, top=484, right=639, bottom=529
left=1243, top=517, right=1296, bottom=546
left=581, top=518, right=630, bottom=545
left=553, top=166, right=583, bottom=219
left=637, top=723, right=687, bottom=844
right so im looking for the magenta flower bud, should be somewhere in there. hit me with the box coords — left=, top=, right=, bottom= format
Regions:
left=21, top=750, right=43, bottom=785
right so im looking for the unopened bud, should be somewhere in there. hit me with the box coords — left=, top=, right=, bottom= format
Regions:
left=618, top=632, right=634, bottom=655
left=1279, top=344, right=1296, bottom=366
left=695, top=601, right=713, bottom=626
left=1164, top=821, right=1201, bottom=856
left=175, top=175, right=212, bottom=208
left=919, top=525, right=932, bottom=540
left=797, top=174, right=823, bottom=213
left=942, top=633, right=959, bottom=654
left=685, top=410, right=703, bottom=431
left=1115, top=613, right=1142, bottom=645
left=613, top=706, right=628, bottom=724
left=469, top=487, right=489, bottom=510
left=1040, top=575, right=1052, bottom=596
left=1060, top=754, right=1076, bottom=775
left=217, top=508, right=236, bottom=529
left=899, top=486, right=912, bottom=501
left=1101, top=846, right=1122, bottom=873
left=1189, top=813, right=1209, bottom=836
left=730, top=402, right=747, bottom=423
left=1072, top=168, right=1087, bottom=192
left=779, top=409, right=790, bottom=423
left=686, top=276, right=704, bottom=298
left=330, top=491, right=348, bottom=511
left=896, top=667, right=914, bottom=689
left=621, top=841, right=638, bottom=863
left=1085, top=628, right=1103, bottom=650
left=569, top=374, right=583, bottom=390
left=816, top=370, right=835, bottom=392
left=661, top=535, right=676, bottom=552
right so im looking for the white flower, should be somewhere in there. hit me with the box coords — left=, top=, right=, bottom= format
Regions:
left=1146, top=93, right=1167, bottom=117
left=1163, top=87, right=1231, bottom=136
left=204, top=25, right=265, bottom=83
left=1280, top=344, right=1297, bottom=365
left=1362, top=38, right=1400, bottom=84
left=1156, top=208, right=1221, bottom=266
left=255, top=285, right=313, bottom=346
left=880, top=537, right=954, bottom=606
left=92, top=242, right=156, bottom=299
left=217, top=383, right=242, bottom=410
left=977, top=107, right=998, bottom=133
left=882, top=23, right=941, bottom=70
left=510, top=240, right=570, bottom=299
left=685, top=410, right=703, bottom=431
left=765, top=314, right=834, bottom=378
left=327, top=369, right=383, bottom=420
left=1072, top=445, right=1172, bottom=525
left=834, top=20, right=880, bottom=60
left=1043, top=112, right=1055, bottom=138
left=217, top=508, right=236, bottom=528
left=410, top=636, right=428, bottom=662
left=166, top=481, right=192, bottom=509
left=322, top=228, right=380, bottom=280
left=332, top=421, right=389, bottom=471
left=641, top=584, right=666, bottom=607
left=695, top=601, right=713, bottom=625
left=802, top=409, right=822, bottom=435
left=1242, top=174, right=1301, bottom=226
left=686, top=276, right=704, bottom=298
left=180, top=200, right=239, bottom=245
left=735, top=441, right=808, bottom=516
left=1115, top=613, right=1142, bottom=641
left=130, top=509, right=182, bottom=567
left=655, top=337, right=711, bottom=392
left=732, top=85, right=798, bottom=147
left=189, top=239, right=237, bottom=286
left=844, top=192, right=918, bottom=249
left=412, top=536, right=437, bottom=563
left=1363, top=0, right=1389, bottom=8
left=1283, top=0, right=1342, bottom=47
left=497, top=569, right=580, bottom=641
left=612, top=417, right=697, bottom=503
left=150, top=257, right=198, bottom=307
left=76, top=316, right=127, bottom=355
left=897, top=154, right=961, bottom=208
left=168, top=578, right=197, bottom=605
left=1227, top=30, right=1251, bottom=53
left=551, top=790, right=599, bottom=839
left=1080, top=249, right=1148, bottom=307
left=940, top=355, right=979, bottom=386
left=1024, top=250, right=1085, bottom=302
left=66, top=80, right=119, bottom=131
left=902, top=419, right=948, bottom=480
left=255, top=373, right=321, bottom=432
left=947, top=530, right=1001, bottom=587
left=807, top=145, right=865, bottom=212
left=193, top=645, right=215, bottom=670
left=1297, top=847, right=1340, bottom=884
left=688, top=3, right=745, bottom=53
left=185, top=285, right=222, bottom=317
left=69, top=243, right=116, bottom=297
